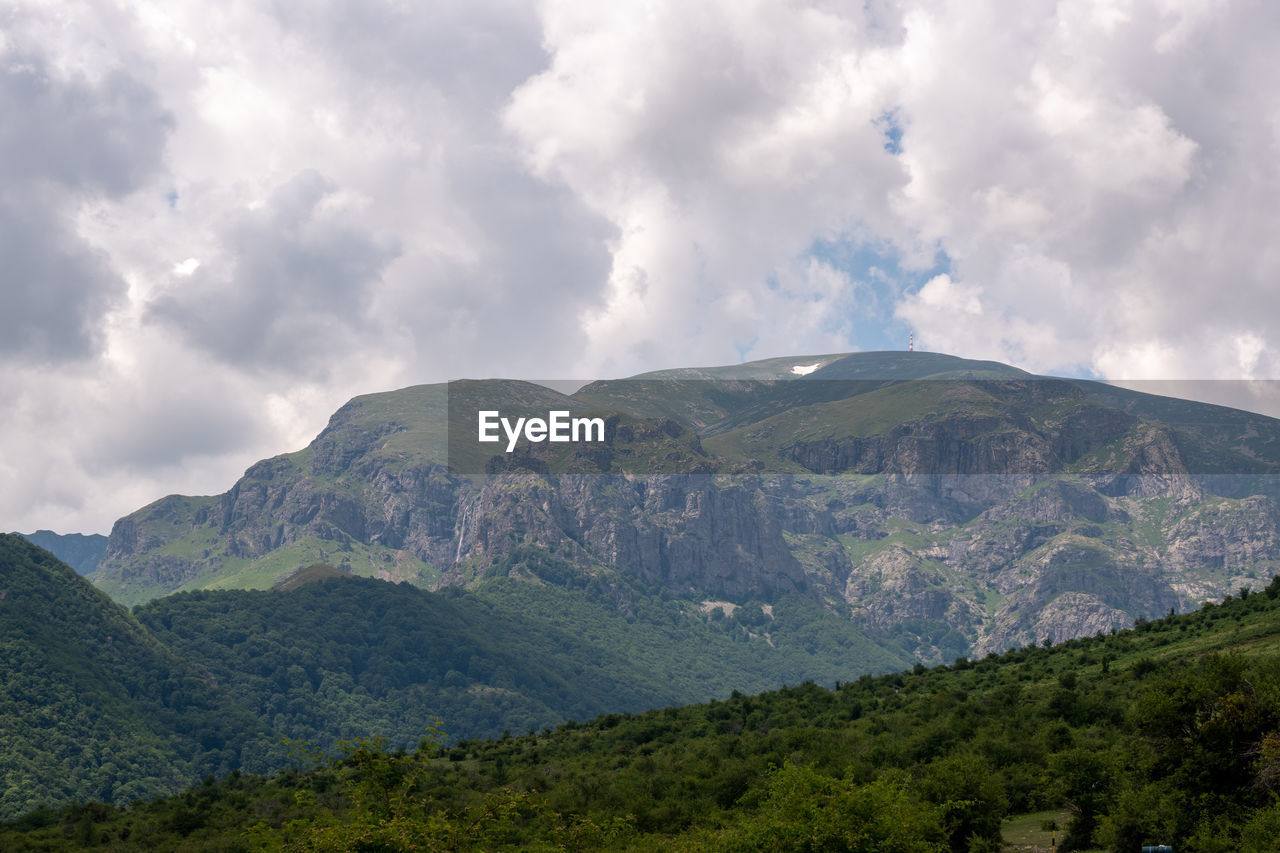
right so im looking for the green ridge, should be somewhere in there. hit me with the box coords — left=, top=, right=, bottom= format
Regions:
left=6, top=573, right=1280, bottom=850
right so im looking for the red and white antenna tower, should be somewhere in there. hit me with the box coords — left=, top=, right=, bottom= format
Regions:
left=909, top=330, right=914, bottom=352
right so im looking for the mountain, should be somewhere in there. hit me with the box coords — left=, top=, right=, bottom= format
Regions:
left=13, top=530, right=107, bottom=575
left=0, top=534, right=279, bottom=820
left=7, top=574, right=1280, bottom=850
left=90, top=351, right=1280, bottom=663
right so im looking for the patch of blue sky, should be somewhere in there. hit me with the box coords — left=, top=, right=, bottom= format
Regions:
left=876, top=109, right=903, bottom=155
left=803, top=235, right=951, bottom=353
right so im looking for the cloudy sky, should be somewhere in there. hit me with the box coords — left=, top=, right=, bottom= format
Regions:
left=3, top=0, right=1279, bottom=535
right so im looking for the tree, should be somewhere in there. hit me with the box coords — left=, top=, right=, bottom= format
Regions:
left=725, top=763, right=945, bottom=852
left=918, top=752, right=1008, bottom=852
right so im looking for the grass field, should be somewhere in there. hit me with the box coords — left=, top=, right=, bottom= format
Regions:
left=1001, top=809, right=1076, bottom=851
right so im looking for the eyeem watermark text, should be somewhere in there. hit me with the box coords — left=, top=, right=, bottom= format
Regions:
left=478, top=410, right=607, bottom=452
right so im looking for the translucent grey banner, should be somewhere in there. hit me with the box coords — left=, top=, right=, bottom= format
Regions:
left=442, top=377, right=1280, bottom=479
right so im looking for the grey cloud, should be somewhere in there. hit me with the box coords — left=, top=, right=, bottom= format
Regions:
left=409, top=155, right=616, bottom=376
left=147, top=170, right=401, bottom=376
left=256, top=0, right=615, bottom=378
left=0, top=55, right=171, bottom=361
left=83, top=382, right=263, bottom=473
left=270, top=0, right=545, bottom=104
left=0, top=56, right=171, bottom=193
left=0, top=195, right=121, bottom=361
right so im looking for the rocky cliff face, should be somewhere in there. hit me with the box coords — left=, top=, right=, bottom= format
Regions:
left=92, top=353, right=1280, bottom=664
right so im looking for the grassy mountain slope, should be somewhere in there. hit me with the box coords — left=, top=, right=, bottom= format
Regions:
left=573, top=351, right=1028, bottom=437
left=1073, top=379, right=1280, bottom=479
left=7, top=574, right=1279, bottom=851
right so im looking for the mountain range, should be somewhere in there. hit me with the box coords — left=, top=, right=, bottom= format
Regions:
left=8, top=349, right=1280, bottom=822
left=88, top=351, right=1280, bottom=661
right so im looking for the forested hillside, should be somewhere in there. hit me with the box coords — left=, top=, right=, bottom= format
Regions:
left=0, top=534, right=281, bottom=819
left=133, top=572, right=908, bottom=755
left=6, top=571, right=1280, bottom=851
left=0, top=539, right=908, bottom=820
